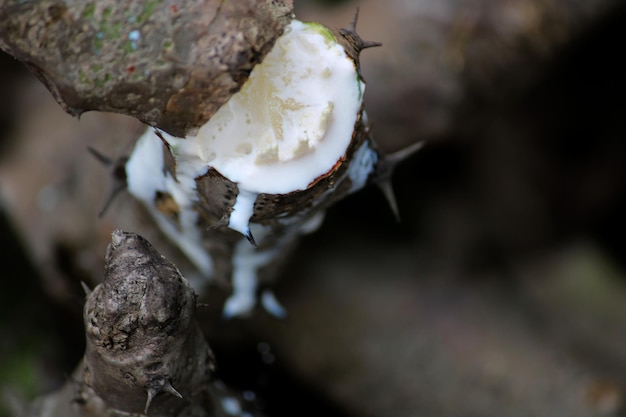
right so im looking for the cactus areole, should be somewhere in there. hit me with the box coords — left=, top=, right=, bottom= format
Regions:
left=125, top=19, right=382, bottom=317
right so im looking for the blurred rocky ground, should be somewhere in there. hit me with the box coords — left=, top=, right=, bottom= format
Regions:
left=2, top=0, right=626, bottom=416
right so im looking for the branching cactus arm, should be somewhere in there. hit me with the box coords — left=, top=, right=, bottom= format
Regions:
left=0, top=0, right=293, bottom=137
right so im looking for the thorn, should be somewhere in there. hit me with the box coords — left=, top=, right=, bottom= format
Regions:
left=163, top=381, right=183, bottom=399
left=144, top=388, right=157, bottom=414
left=347, top=6, right=360, bottom=33
left=97, top=183, right=126, bottom=218
left=386, top=141, right=425, bottom=169
left=153, top=128, right=178, bottom=181
left=80, top=281, right=92, bottom=297
left=376, top=141, right=425, bottom=181
left=376, top=180, right=401, bottom=223
left=361, top=39, right=383, bottom=50
left=144, top=379, right=183, bottom=413
left=374, top=141, right=426, bottom=222
left=87, top=147, right=128, bottom=218
left=340, top=7, right=382, bottom=54
left=245, top=229, right=258, bottom=249
left=153, top=128, right=165, bottom=141
left=87, top=146, right=113, bottom=166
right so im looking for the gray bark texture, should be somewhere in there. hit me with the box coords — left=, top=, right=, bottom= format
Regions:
left=0, top=0, right=293, bottom=137
left=22, top=231, right=254, bottom=417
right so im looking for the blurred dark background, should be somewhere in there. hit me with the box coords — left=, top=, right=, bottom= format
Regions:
left=2, top=0, right=626, bottom=416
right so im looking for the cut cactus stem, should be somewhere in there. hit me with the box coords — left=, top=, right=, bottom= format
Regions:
left=124, top=17, right=411, bottom=317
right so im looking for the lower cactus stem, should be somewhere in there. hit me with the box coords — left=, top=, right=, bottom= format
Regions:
left=83, top=230, right=210, bottom=416
left=21, top=231, right=257, bottom=417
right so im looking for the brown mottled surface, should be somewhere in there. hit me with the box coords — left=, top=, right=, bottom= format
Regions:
left=0, top=0, right=293, bottom=137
